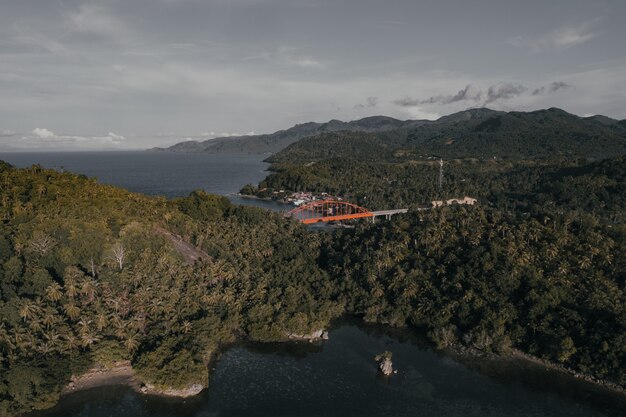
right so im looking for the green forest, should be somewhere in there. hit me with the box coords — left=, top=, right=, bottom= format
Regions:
left=0, top=163, right=341, bottom=415
left=240, top=108, right=626, bottom=397
left=1, top=107, right=626, bottom=416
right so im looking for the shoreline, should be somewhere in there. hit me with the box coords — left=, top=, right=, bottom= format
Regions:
left=62, top=361, right=205, bottom=398
left=62, top=361, right=141, bottom=395
left=60, top=330, right=625, bottom=404
left=509, top=348, right=625, bottom=395
left=443, top=344, right=625, bottom=397
left=232, top=192, right=290, bottom=205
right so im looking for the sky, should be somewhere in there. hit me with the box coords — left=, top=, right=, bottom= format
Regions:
left=0, top=0, right=625, bottom=151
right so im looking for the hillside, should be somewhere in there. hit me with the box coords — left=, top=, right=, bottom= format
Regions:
left=2, top=153, right=626, bottom=414
left=270, top=108, right=626, bottom=164
left=0, top=163, right=340, bottom=415
left=156, top=108, right=626, bottom=159
left=153, top=116, right=431, bottom=154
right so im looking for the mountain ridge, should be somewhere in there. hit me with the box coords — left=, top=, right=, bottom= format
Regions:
left=268, top=107, right=626, bottom=162
left=153, top=108, right=626, bottom=157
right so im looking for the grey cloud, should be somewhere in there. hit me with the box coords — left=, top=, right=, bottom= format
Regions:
left=419, top=85, right=482, bottom=105
left=392, top=96, right=420, bottom=107
left=394, top=83, right=527, bottom=108
left=508, top=21, right=599, bottom=52
left=532, top=81, right=571, bottom=95
left=354, top=96, right=378, bottom=109
left=485, top=83, right=527, bottom=104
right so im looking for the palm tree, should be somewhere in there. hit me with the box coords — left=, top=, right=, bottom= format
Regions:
left=181, top=320, right=192, bottom=334
left=123, top=332, right=140, bottom=353
left=45, top=282, right=63, bottom=302
left=62, top=333, right=79, bottom=352
left=578, top=256, right=591, bottom=270
left=19, top=301, right=38, bottom=322
left=95, top=312, right=108, bottom=332
left=63, top=303, right=81, bottom=321
left=81, top=331, right=100, bottom=348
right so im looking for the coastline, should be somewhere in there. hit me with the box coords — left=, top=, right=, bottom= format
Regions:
left=60, top=330, right=625, bottom=405
left=62, top=361, right=140, bottom=395
left=232, top=192, right=289, bottom=204
left=62, top=361, right=205, bottom=398
left=444, top=344, right=625, bottom=397
left=509, top=348, right=625, bottom=395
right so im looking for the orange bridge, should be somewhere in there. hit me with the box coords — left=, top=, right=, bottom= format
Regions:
left=285, top=200, right=407, bottom=224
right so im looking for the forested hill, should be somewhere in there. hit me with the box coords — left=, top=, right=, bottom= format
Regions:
left=154, top=108, right=626, bottom=159
left=1, top=157, right=626, bottom=414
left=0, top=162, right=341, bottom=415
left=152, top=115, right=430, bottom=154
left=270, top=108, right=626, bottom=163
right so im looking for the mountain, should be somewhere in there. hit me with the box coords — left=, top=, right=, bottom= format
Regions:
left=154, top=108, right=626, bottom=159
left=407, top=108, right=626, bottom=160
left=583, top=114, right=621, bottom=126
left=270, top=108, right=626, bottom=163
left=153, top=116, right=432, bottom=154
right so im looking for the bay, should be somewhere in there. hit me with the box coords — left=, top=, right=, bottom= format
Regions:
left=1, top=151, right=286, bottom=210
left=27, top=323, right=625, bottom=417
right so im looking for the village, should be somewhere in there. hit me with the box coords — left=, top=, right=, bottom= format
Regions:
left=281, top=190, right=478, bottom=210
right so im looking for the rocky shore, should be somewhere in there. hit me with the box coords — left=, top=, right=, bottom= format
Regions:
left=509, top=349, right=625, bottom=395
left=286, top=329, right=329, bottom=342
left=445, top=344, right=625, bottom=396
left=63, top=361, right=206, bottom=398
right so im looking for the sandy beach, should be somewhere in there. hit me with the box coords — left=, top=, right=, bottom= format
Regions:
left=62, top=361, right=141, bottom=395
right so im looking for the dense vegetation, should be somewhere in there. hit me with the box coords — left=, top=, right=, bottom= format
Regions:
left=322, top=206, right=625, bottom=385
left=242, top=108, right=626, bottom=393
left=0, top=164, right=340, bottom=416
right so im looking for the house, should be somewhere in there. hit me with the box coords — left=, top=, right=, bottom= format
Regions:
left=431, top=196, right=478, bottom=208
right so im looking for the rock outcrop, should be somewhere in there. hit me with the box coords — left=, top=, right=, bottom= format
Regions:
left=287, top=329, right=329, bottom=342
left=375, top=351, right=394, bottom=376
left=140, top=383, right=205, bottom=397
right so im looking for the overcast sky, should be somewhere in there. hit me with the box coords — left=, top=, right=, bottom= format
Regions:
left=1, top=0, right=625, bottom=150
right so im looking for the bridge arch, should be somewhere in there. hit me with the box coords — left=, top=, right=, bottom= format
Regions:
left=285, top=200, right=373, bottom=224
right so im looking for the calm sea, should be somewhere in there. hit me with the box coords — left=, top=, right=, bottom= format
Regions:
left=1, top=151, right=286, bottom=210
left=4, top=152, right=624, bottom=417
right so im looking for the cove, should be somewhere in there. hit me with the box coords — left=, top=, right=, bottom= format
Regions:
left=27, top=322, right=625, bottom=417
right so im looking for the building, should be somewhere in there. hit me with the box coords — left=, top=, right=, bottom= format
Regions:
left=431, top=196, right=478, bottom=208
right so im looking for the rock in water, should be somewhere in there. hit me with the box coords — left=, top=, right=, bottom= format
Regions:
left=379, top=358, right=394, bottom=376
left=375, top=351, right=394, bottom=376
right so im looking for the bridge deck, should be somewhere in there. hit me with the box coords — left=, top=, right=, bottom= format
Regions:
left=371, top=209, right=409, bottom=217
left=287, top=200, right=407, bottom=224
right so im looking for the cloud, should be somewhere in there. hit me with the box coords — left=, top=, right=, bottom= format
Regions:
left=199, top=131, right=256, bottom=138
left=6, top=129, right=128, bottom=150
left=243, top=46, right=326, bottom=69
left=354, top=96, right=378, bottom=109
left=105, top=132, right=126, bottom=142
left=409, top=84, right=482, bottom=106
left=285, top=56, right=324, bottom=69
left=508, top=22, right=598, bottom=52
left=394, top=83, right=526, bottom=108
left=392, top=96, right=420, bottom=107
left=532, top=81, right=571, bottom=95
left=32, top=127, right=55, bottom=138
left=67, top=3, right=131, bottom=42
left=485, top=83, right=527, bottom=104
